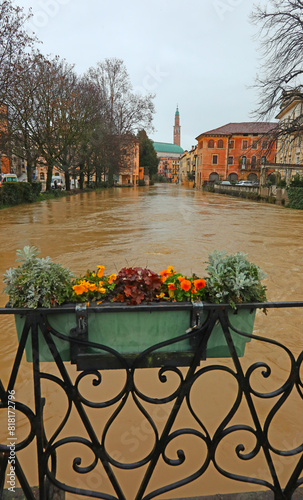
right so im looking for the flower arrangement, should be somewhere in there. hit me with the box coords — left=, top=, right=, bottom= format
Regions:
left=3, top=246, right=74, bottom=308
left=68, top=265, right=207, bottom=305
left=204, top=250, right=267, bottom=308
left=3, top=247, right=267, bottom=309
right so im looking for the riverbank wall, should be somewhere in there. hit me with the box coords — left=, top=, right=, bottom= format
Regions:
left=213, top=184, right=289, bottom=206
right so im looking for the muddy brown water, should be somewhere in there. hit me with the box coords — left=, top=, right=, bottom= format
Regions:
left=1, top=184, right=303, bottom=499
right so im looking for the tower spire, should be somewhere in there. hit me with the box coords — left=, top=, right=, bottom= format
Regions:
left=173, top=105, right=181, bottom=147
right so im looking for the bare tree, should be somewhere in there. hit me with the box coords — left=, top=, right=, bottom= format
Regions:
left=0, top=0, right=36, bottom=101
left=86, top=58, right=155, bottom=186
left=251, top=0, right=303, bottom=120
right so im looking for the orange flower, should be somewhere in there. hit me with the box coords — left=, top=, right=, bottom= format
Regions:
left=108, top=273, right=117, bottom=285
left=160, top=269, right=169, bottom=283
left=191, top=287, right=197, bottom=294
left=73, top=284, right=86, bottom=295
left=180, top=279, right=191, bottom=292
left=88, top=283, right=96, bottom=292
left=160, top=269, right=169, bottom=277
left=97, top=265, right=105, bottom=278
left=178, top=276, right=185, bottom=283
left=168, top=284, right=176, bottom=291
left=194, top=278, right=206, bottom=290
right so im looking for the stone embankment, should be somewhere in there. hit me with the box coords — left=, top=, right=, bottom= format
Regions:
left=214, top=184, right=288, bottom=206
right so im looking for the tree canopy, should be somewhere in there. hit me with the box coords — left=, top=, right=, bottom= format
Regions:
left=137, top=129, right=159, bottom=179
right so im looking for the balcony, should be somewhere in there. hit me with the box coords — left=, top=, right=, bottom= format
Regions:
left=1, top=302, right=303, bottom=499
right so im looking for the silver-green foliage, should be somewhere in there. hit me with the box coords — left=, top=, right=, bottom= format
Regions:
left=3, top=246, right=74, bottom=308
left=205, top=251, right=267, bottom=308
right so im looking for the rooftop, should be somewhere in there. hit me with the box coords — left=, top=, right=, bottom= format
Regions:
left=153, top=142, right=184, bottom=154
left=196, top=122, right=278, bottom=138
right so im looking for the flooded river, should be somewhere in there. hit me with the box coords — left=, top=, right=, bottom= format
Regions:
left=1, top=184, right=303, bottom=498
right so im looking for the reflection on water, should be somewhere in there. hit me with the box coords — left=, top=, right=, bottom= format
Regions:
left=1, top=185, right=303, bottom=498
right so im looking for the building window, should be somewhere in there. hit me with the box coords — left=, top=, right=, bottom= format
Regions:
left=242, top=140, right=248, bottom=150
left=208, top=139, right=214, bottom=148
left=252, top=140, right=258, bottom=149
left=217, top=139, right=223, bottom=148
left=229, top=140, right=234, bottom=149
left=251, top=156, right=257, bottom=167
left=212, top=155, right=218, bottom=165
left=262, top=140, right=268, bottom=149
left=209, top=172, right=219, bottom=182
left=40, top=172, right=45, bottom=180
left=228, top=156, right=233, bottom=165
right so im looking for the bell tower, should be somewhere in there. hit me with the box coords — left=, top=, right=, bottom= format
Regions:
left=173, top=105, right=181, bottom=147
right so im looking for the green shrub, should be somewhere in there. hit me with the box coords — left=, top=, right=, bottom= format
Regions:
left=289, top=174, right=303, bottom=187
left=277, top=179, right=287, bottom=188
left=286, top=187, right=303, bottom=209
left=153, top=174, right=169, bottom=183
left=0, top=182, right=42, bottom=206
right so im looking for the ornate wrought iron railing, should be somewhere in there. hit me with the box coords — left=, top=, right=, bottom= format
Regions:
left=0, top=301, right=303, bottom=500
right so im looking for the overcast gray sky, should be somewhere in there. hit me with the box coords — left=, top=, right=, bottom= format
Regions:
left=15, top=0, right=268, bottom=151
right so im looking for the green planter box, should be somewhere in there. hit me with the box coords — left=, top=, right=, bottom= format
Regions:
left=14, top=307, right=256, bottom=364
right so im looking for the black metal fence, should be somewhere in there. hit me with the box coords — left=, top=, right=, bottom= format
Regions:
left=0, top=302, right=303, bottom=500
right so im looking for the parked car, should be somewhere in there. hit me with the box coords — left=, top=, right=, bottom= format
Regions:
left=221, top=180, right=231, bottom=185
left=237, top=180, right=256, bottom=186
left=51, top=176, right=65, bottom=190
left=0, top=173, right=18, bottom=187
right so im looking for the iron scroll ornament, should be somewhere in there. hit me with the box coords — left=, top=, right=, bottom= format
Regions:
left=0, top=302, right=303, bottom=499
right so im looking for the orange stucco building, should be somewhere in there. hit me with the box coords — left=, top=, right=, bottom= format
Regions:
left=117, top=138, right=140, bottom=185
left=195, top=122, right=277, bottom=186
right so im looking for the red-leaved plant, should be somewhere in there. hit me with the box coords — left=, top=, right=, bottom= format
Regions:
left=112, top=267, right=162, bottom=305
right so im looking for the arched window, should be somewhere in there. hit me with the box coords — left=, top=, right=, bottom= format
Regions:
left=209, top=172, right=219, bottom=182
left=217, top=139, right=223, bottom=149
left=208, top=139, right=214, bottom=148
left=229, top=173, right=238, bottom=183
left=251, top=156, right=257, bottom=167
left=248, top=173, right=257, bottom=181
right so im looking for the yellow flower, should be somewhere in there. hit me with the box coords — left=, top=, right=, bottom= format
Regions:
left=167, top=265, right=175, bottom=275
left=97, top=265, right=105, bottom=278
left=98, top=287, right=106, bottom=294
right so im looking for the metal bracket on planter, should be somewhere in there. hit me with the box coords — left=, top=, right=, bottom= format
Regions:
left=70, top=304, right=88, bottom=364
left=191, top=301, right=204, bottom=328
left=189, top=301, right=207, bottom=359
